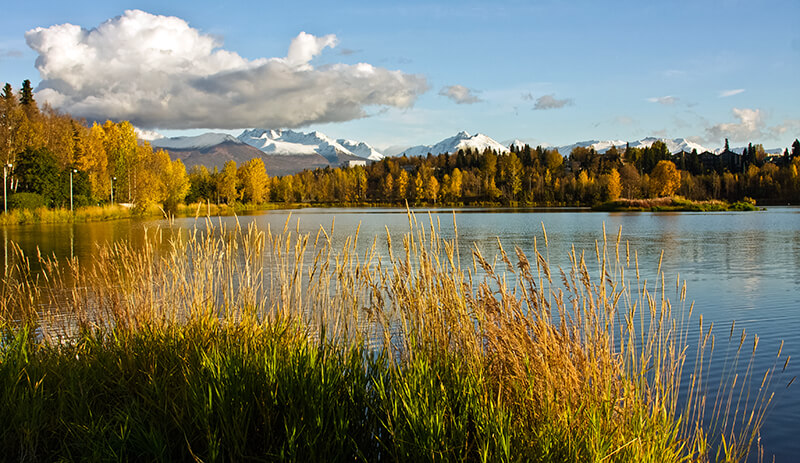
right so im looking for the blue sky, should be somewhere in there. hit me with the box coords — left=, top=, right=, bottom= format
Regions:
left=1, top=0, right=798, bottom=150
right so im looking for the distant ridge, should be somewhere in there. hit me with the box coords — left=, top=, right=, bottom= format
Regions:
left=150, top=129, right=385, bottom=176
left=147, top=129, right=793, bottom=176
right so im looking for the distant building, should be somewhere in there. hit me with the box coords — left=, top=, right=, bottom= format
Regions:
left=345, top=160, right=367, bottom=168
left=698, top=151, right=718, bottom=172
left=718, top=149, right=743, bottom=173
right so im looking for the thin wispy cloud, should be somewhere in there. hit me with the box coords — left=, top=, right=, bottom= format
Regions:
left=337, top=48, right=360, bottom=56
left=614, top=116, right=635, bottom=125
left=533, top=94, right=573, bottom=110
left=25, top=10, right=428, bottom=130
left=0, top=49, right=23, bottom=58
left=719, top=89, right=745, bottom=98
left=647, top=96, right=678, bottom=105
left=439, top=85, right=482, bottom=104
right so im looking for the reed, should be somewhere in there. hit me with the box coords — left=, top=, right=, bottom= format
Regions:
left=0, top=213, right=786, bottom=461
left=0, top=204, right=139, bottom=225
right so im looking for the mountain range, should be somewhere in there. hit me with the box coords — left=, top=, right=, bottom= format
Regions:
left=148, top=129, right=788, bottom=176
left=150, top=129, right=384, bottom=176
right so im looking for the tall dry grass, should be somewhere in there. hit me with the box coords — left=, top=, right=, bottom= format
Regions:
left=0, top=212, right=787, bottom=461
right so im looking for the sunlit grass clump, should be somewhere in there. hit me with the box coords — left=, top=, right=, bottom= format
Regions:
left=0, top=214, right=784, bottom=461
left=0, top=204, right=138, bottom=225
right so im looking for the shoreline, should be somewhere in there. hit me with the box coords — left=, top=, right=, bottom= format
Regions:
left=0, top=195, right=778, bottom=227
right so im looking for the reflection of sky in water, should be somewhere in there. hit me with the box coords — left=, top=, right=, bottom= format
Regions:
left=2, top=207, right=799, bottom=460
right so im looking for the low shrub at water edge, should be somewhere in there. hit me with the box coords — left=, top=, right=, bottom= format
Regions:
left=594, top=196, right=758, bottom=211
left=0, top=216, right=784, bottom=461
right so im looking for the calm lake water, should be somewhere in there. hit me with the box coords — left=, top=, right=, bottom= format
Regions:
left=3, top=207, right=799, bottom=460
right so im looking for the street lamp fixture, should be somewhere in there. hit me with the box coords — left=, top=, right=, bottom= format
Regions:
left=111, top=176, right=116, bottom=204
left=3, top=163, right=12, bottom=214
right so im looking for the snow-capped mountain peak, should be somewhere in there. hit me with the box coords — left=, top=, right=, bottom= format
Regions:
left=337, top=139, right=384, bottom=161
left=554, top=137, right=714, bottom=156
left=150, top=133, right=241, bottom=150
left=236, top=129, right=384, bottom=163
left=398, top=131, right=509, bottom=157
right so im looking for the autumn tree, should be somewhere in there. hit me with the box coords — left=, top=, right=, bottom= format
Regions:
left=606, top=167, right=622, bottom=201
left=153, top=149, right=189, bottom=212
left=413, top=171, right=425, bottom=204
left=426, top=175, right=440, bottom=203
left=276, top=175, right=294, bottom=203
left=354, top=166, right=367, bottom=201
left=449, top=167, right=463, bottom=200
left=1, top=83, right=19, bottom=165
left=103, top=121, right=138, bottom=202
left=76, top=123, right=110, bottom=202
left=381, top=172, right=394, bottom=201
left=396, top=169, right=409, bottom=201
left=650, top=160, right=680, bottom=197
left=238, top=158, right=269, bottom=203
left=217, top=160, right=238, bottom=204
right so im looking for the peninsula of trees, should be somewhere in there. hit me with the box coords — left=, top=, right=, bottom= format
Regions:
left=2, top=80, right=800, bottom=215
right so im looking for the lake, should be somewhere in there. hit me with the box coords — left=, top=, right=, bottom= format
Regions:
left=3, top=206, right=799, bottom=460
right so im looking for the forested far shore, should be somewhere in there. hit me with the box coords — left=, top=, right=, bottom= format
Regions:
left=2, top=80, right=800, bottom=217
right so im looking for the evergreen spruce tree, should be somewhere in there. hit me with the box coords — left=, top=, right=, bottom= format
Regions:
left=2, top=83, right=15, bottom=102
left=19, top=80, right=35, bottom=107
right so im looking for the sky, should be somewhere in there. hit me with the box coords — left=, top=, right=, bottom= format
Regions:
left=1, top=0, right=798, bottom=151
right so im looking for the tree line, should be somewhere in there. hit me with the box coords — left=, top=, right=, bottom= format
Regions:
left=3, top=80, right=800, bottom=211
left=188, top=139, right=800, bottom=207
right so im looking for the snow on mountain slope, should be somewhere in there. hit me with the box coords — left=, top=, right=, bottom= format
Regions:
left=726, top=145, right=785, bottom=155
left=337, top=139, right=384, bottom=160
left=628, top=137, right=712, bottom=154
left=237, top=129, right=383, bottom=163
left=556, top=139, right=626, bottom=155
left=398, top=131, right=509, bottom=157
left=151, top=133, right=240, bottom=150
left=556, top=137, right=714, bottom=155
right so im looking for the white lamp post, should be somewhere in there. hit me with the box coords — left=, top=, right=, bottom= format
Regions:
left=3, top=163, right=11, bottom=214
left=111, top=176, right=116, bottom=204
left=70, top=168, right=77, bottom=212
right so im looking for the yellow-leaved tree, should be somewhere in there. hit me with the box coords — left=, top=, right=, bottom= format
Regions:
left=396, top=170, right=409, bottom=201
left=650, top=160, right=680, bottom=197
left=155, top=150, right=189, bottom=212
left=75, top=122, right=109, bottom=202
left=606, top=168, right=622, bottom=201
left=238, top=158, right=269, bottom=204
left=217, top=160, right=238, bottom=204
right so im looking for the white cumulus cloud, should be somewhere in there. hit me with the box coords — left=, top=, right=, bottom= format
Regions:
left=439, top=85, right=481, bottom=104
left=705, top=108, right=799, bottom=143
left=707, top=108, right=765, bottom=142
left=25, top=10, right=428, bottom=130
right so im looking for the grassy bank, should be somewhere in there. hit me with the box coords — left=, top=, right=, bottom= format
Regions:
left=0, top=196, right=763, bottom=226
left=594, top=196, right=760, bottom=212
left=0, top=202, right=308, bottom=226
left=0, top=216, right=781, bottom=461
